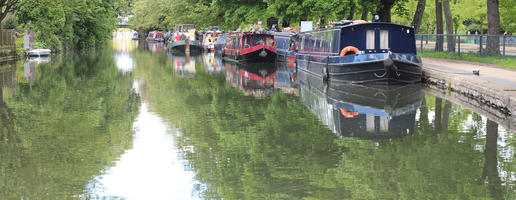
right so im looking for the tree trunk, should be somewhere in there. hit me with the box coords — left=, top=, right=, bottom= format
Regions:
left=411, top=0, right=426, bottom=34
left=0, top=0, right=18, bottom=25
left=361, top=8, right=369, bottom=20
left=443, top=0, right=455, bottom=52
left=376, top=0, right=396, bottom=22
left=435, top=0, right=444, bottom=52
left=486, top=0, right=500, bottom=55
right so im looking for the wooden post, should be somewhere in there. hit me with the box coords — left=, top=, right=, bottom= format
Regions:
left=458, top=35, right=461, bottom=56
left=185, top=38, right=190, bottom=53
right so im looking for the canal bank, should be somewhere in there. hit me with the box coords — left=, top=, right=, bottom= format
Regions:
left=422, top=57, right=516, bottom=131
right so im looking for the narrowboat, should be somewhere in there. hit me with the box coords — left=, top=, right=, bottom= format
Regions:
left=297, top=69, right=423, bottom=140
left=132, top=31, right=139, bottom=40
left=296, top=21, right=422, bottom=84
left=274, top=33, right=297, bottom=63
left=167, top=24, right=202, bottom=53
left=214, top=34, right=226, bottom=55
left=202, top=31, right=223, bottom=52
left=26, top=49, right=51, bottom=57
left=223, top=32, right=276, bottom=62
left=146, top=31, right=164, bottom=42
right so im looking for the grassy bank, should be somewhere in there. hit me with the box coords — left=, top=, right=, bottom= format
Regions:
left=420, top=51, right=516, bottom=70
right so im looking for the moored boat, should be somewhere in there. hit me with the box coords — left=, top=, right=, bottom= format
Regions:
left=274, top=33, right=297, bottom=63
left=223, top=32, right=276, bottom=62
left=214, top=34, right=226, bottom=55
left=26, top=49, right=51, bottom=57
left=132, top=31, right=139, bottom=40
left=296, top=21, right=422, bottom=84
left=202, top=30, right=223, bottom=52
left=167, top=24, right=202, bottom=53
left=146, top=31, right=164, bottom=42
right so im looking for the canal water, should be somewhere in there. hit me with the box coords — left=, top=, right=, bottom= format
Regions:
left=1, top=39, right=515, bottom=199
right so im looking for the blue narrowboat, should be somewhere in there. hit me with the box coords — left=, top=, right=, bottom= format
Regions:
left=296, top=21, right=422, bottom=84
left=273, top=33, right=297, bottom=63
left=214, top=34, right=226, bottom=55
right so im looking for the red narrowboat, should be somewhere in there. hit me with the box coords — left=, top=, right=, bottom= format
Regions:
left=223, top=32, right=276, bottom=62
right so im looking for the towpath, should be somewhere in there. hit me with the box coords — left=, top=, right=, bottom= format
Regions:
left=422, top=57, right=516, bottom=125
left=422, top=57, right=516, bottom=94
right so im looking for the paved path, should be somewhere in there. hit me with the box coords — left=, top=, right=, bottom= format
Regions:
left=422, top=58, right=516, bottom=96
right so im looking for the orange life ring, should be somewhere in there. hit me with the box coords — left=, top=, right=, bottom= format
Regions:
left=339, top=46, right=359, bottom=56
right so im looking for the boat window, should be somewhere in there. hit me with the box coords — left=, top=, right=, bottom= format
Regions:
left=380, top=30, right=389, bottom=49
left=236, top=37, right=241, bottom=49
left=265, top=36, right=273, bottom=46
left=244, top=36, right=251, bottom=48
left=366, top=30, right=375, bottom=49
left=252, top=35, right=264, bottom=46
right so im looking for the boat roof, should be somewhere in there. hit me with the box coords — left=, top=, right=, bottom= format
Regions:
left=300, top=22, right=413, bottom=34
left=227, top=32, right=274, bottom=37
left=274, top=32, right=295, bottom=37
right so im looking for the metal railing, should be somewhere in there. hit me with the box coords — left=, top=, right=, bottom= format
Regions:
left=0, top=29, right=16, bottom=63
left=415, top=34, right=515, bottom=57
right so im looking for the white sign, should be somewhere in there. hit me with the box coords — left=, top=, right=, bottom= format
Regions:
left=300, top=21, right=313, bottom=32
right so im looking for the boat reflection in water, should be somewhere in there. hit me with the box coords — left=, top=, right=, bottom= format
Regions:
left=24, top=57, right=51, bottom=82
left=168, top=52, right=202, bottom=78
left=145, top=41, right=165, bottom=53
left=224, top=62, right=276, bottom=97
left=274, top=61, right=298, bottom=95
left=202, top=53, right=224, bottom=74
left=297, top=70, right=423, bottom=140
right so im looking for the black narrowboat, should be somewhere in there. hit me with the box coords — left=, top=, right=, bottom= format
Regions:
left=296, top=21, right=422, bottom=84
left=273, top=33, right=297, bottom=63
left=223, top=32, right=276, bottom=62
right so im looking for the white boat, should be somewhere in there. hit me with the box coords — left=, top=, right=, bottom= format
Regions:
left=26, top=49, right=51, bottom=57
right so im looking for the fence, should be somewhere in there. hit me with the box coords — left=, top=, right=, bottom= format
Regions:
left=415, top=34, right=516, bottom=57
left=0, top=29, right=16, bottom=63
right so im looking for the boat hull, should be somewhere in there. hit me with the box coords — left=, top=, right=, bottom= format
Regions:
left=168, top=40, right=202, bottom=53
left=296, top=53, right=422, bottom=84
left=224, top=48, right=276, bottom=63
left=276, top=50, right=296, bottom=63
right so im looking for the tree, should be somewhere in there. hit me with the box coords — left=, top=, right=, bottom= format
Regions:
left=435, top=0, right=444, bottom=51
left=443, top=0, right=455, bottom=51
left=411, top=0, right=426, bottom=33
left=376, top=0, right=397, bottom=22
left=486, top=0, right=500, bottom=54
left=0, top=0, right=18, bottom=28
left=15, top=0, right=122, bottom=51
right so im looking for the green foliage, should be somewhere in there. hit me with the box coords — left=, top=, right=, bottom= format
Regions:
left=1, top=13, right=18, bottom=29
left=130, top=0, right=224, bottom=31
left=500, top=0, right=516, bottom=33
left=14, top=0, right=125, bottom=51
left=130, top=0, right=390, bottom=31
